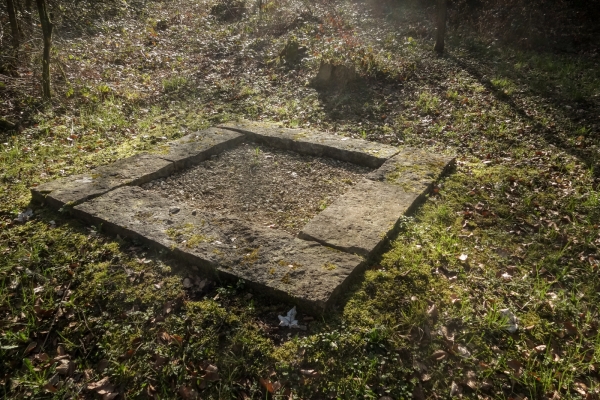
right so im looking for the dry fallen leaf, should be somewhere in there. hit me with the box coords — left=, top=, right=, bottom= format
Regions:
left=456, top=344, right=471, bottom=358
left=55, top=359, right=72, bottom=375
left=43, top=383, right=57, bottom=393
left=171, top=334, right=183, bottom=345
left=441, top=325, right=455, bottom=341
left=563, top=321, right=579, bottom=336
left=87, top=377, right=110, bottom=391
left=450, top=294, right=461, bottom=306
left=147, top=383, right=157, bottom=398
left=24, top=341, right=37, bottom=355
left=480, top=379, right=494, bottom=392
left=449, top=381, right=462, bottom=397
left=154, top=354, right=168, bottom=368
left=573, top=381, right=588, bottom=396
left=202, top=364, right=220, bottom=381
left=412, top=385, right=425, bottom=400
left=87, top=377, right=118, bottom=400
left=507, top=359, right=523, bottom=378
left=464, top=370, right=478, bottom=390
left=300, top=369, right=319, bottom=377
left=534, top=345, right=547, bottom=353
left=178, top=385, right=198, bottom=400
left=159, top=331, right=171, bottom=343
left=96, top=359, right=109, bottom=373
left=260, top=378, right=281, bottom=394
left=431, top=349, right=448, bottom=361
left=427, top=304, right=438, bottom=321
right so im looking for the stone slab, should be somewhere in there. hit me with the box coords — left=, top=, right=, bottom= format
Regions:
left=218, top=121, right=399, bottom=168
left=73, top=186, right=365, bottom=312
left=31, top=153, right=175, bottom=209
left=366, top=147, right=455, bottom=193
left=31, top=128, right=246, bottom=210
left=298, top=148, right=454, bottom=256
left=298, top=179, right=420, bottom=256
left=298, top=148, right=455, bottom=256
left=156, top=127, right=245, bottom=169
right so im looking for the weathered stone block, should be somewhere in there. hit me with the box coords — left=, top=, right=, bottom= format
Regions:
left=298, top=179, right=420, bottom=256
left=73, top=186, right=364, bottom=312
left=156, top=127, right=245, bottom=169
left=311, top=61, right=358, bottom=89
left=299, top=149, right=454, bottom=256
left=32, top=128, right=246, bottom=209
left=31, top=154, right=174, bottom=209
left=366, top=147, right=455, bottom=193
left=219, top=121, right=398, bottom=168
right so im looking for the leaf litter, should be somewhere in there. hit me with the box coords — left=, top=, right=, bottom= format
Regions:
left=0, top=0, right=599, bottom=398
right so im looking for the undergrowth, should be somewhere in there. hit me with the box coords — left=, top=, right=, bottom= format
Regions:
left=0, top=0, right=599, bottom=398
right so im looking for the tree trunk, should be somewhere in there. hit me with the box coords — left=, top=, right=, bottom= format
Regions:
left=36, top=0, right=53, bottom=101
left=6, top=0, right=20, bottom=50
left=434, top=0, right=447, bottom=53
left=25, top=0, right=33, bottom=26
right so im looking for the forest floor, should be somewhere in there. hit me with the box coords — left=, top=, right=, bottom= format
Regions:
left=1, top=0, right=599, bottom=398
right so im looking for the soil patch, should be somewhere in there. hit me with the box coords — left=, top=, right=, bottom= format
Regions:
left=143, top=142, right=373, bottom=235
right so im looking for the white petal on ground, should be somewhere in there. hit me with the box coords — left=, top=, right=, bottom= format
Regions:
left=278, top=306, right=299, bottom=327
left=16, top=209, right=33, bottom=223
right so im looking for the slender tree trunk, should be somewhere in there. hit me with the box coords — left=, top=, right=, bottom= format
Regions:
left=25, top=0, right=33, bottom=26
left=6, top=0, right=20, bottom=50
left=434, top=0, right=447, bottom=53
left=36, top=0, right=53, bottom=101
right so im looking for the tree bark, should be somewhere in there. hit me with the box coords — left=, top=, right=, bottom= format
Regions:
left=6, top=0, right=20, bottom=50
left=25, top=0, right=33, bottom=26
left=36, top=0, right=53, bottom=101
left=434, top=0, right=447, bottom=53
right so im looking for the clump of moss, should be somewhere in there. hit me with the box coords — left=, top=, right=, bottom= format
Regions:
left=242, top=247, right=260, bottom=264
left=323, top=262, right=337, bottom=271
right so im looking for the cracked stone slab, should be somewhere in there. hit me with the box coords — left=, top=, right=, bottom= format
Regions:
left=218, top=121, right=399, bottom=168
left=299, top=150, right=455, bottom=256
left=31, top=153, right=174, bottom=209
left=366, top=147, right=455, bottom=193
left=73, top=186, right=365, bottom=312
left=298, top=179, right=420, bottom=256
left=155, top=127, right=245, bottom=169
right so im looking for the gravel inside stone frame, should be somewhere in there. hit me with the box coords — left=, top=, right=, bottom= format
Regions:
left=143, top=142, right=373, bottom=235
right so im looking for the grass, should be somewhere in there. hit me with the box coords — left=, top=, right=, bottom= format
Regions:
left=1, top=0, right=600, bottom=398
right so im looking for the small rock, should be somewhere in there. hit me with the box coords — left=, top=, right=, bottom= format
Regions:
left=311, top=60, right=358, bottom=89
left=169, top=207, right=180, bottom=214
left=500, top=308, right=519, bottom=333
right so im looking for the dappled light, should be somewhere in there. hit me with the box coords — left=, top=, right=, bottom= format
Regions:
left=1, top=0, right=599, bottom=398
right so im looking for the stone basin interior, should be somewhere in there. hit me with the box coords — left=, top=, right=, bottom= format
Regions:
left=142, top=141, right=374, bottom=235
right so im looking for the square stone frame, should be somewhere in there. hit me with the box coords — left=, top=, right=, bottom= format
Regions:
left=31, top=121, right=455, bottom=313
